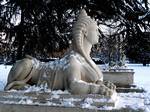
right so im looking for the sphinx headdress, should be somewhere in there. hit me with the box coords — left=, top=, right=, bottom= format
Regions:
left=71, top=9, right=102, bottom=81
left=72, top=9, right=97, bottom=52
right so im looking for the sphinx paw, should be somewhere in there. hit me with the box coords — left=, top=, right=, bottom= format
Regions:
left=99, top=84, right=113, bottom=96
left=104, top=81, right=116, bottom=91
left=105, top=89, right=113, bottom=96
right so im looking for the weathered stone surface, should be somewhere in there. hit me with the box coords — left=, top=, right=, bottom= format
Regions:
left=103, top=69, right=134, bottom=86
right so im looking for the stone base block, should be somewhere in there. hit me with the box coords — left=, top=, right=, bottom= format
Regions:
left=0, top=103, right=145, bottom=112
left=0, top=91, right=145, bottom=112
left=103, top=69, right=134, bottom=86
left=0, top=91, right=117, bottom=111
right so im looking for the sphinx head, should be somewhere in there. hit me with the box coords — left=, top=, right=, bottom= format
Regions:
left=72, top=9, right=100, bottom=53
left=85, top=21, right=100, bottom=44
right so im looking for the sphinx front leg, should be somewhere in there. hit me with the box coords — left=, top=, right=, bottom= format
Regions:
left=69, top=80, right=113, bottom=96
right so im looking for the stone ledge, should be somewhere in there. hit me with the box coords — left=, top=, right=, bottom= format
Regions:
left=0, top=103, right=145, bottom=112
left=0, top=91, right=145, bottom=112
left=0, top=91, right=117, bottom=110
left=116, top=87, right=145, bottom=93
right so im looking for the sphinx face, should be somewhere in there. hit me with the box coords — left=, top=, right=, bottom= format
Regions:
left=86, top=23, right=100, bottom=44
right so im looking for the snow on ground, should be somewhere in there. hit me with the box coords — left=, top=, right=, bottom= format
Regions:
left=0, top=64, right=150, bottom=111
left=0, top=65, right=12, bottom=91
left=116, top=64, right=150, bottom=111
left=128, top=64, right=150, bottom=92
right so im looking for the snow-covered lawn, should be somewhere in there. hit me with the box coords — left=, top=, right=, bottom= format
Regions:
left=116, top=64, right=150, bottom=111
left=129, top=64, right=150, bottom=92
left=0, top=64, right=150, bottom=111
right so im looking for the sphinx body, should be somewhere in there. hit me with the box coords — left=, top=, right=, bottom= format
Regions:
left=4, top=10, right=116, bottom=96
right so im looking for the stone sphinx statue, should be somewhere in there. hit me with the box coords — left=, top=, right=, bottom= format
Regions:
left=4, top=9, right=116, bottom=96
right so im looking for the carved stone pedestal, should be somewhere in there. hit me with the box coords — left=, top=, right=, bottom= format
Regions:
left=0, top=91, right=118, bottom=112
left=0, top=91, right=145, bottom=112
